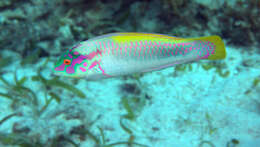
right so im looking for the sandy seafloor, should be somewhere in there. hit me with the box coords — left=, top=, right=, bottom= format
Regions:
left=0, top=45, right=260, bottom=147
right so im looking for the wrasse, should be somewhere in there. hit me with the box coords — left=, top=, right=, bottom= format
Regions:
left=54, top=32, right=226, bottom=80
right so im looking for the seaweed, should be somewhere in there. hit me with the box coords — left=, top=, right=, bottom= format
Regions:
left=244, top=76, right=260, bottom=94
left=205, top=112, right=218, bottom=135
left=0, top=56, right=13, bottom=70
left=50, top=135, right=79, bottom=147
left=0, top=72, right=39, bottom=111
left=120, top=96, right=146, bottom=121
left=0, top=113, right=20, bottom=126
left=121, top=98, right=136, bottom=121
left=31, top=67, right=85, bottom=99
left=252, top=77, right=260, bottom=88
left=201, top=62, right=230, bottom=78
left=96, top=124, right=148, bottom=147
left=70, top=125, right=148, bottom=147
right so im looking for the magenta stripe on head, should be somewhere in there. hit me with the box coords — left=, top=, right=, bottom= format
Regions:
left=68, top=54, right=73, bottom=59
left=66, top=55, right=87, bottom=74
left=55, top=64, right=65, bottom=71
left=74, top=51, right=79, bottom=55
left=80, top=67, right=87, bottom=72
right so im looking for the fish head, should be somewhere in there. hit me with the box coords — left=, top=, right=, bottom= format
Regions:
left=53, top=46, right=97, bottom=78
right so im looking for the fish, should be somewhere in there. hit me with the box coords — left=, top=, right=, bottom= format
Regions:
left=54, top=32, right=226, bottom=80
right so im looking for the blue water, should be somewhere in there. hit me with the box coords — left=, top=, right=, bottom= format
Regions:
left=0, top=0, right=259, bottom=147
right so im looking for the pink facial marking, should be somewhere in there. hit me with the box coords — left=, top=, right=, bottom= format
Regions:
left=68, top=54, right=73, bottom=59
left=83, top=62, right=87, bottom=66
left=55, top=64, right=65, bottom=71
left=80, top=67, right=87, bottom=72
left=66, top=55, right=87, bottom=74
left=74, top=51, right=79, bottom=55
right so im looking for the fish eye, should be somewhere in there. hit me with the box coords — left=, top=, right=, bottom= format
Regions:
left=64, top=59, right=71, bottom=65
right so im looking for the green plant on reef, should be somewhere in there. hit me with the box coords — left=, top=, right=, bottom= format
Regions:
left=0, top=55, right=13, bottom=70
left=205, top=112, right=218, bottom=135
left=79, top=125, right=148, bottom=147
left=120, top=96, right=146, bottom=121
left=252, top=77, right=260, bottom=87
left=119, top=96, right=148, bottom=147
left=245, top=76, right=260, bottom=94
left=174, top=64, right=193, bottom=73
left=0, top=113, right=79, bottom=147
left=201, top=62, right=230, bottom=78
left=0, top=72, right=41, bottom=114
left=0, top=58, right=87, bottom=146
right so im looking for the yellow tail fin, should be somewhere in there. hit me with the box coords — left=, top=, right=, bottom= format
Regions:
left=191, top=35, right=226, bottom=60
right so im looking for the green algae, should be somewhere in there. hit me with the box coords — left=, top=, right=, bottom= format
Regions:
left=32, top=74, right=85, bottom=99
left=252, top=77, right=260, bottom=87
left=201, top=62, right=230, bottom=78
left=0, top=56, right=12, bottom=69
left=0, top=113, right=20, bottom=126
left=121, top=98, right=136, bottom=121
left=96, top=124, right=148, bottom=147
left=0, top=72, right=39, bottom=109
left=205, top=112, right=218, bottom=135
left=120, top=96, right=146, bottom=121
left=244, top=76, right=260, bottom=94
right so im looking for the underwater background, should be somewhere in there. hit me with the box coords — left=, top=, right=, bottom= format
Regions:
left=0, top=0, right=259, bottom=147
